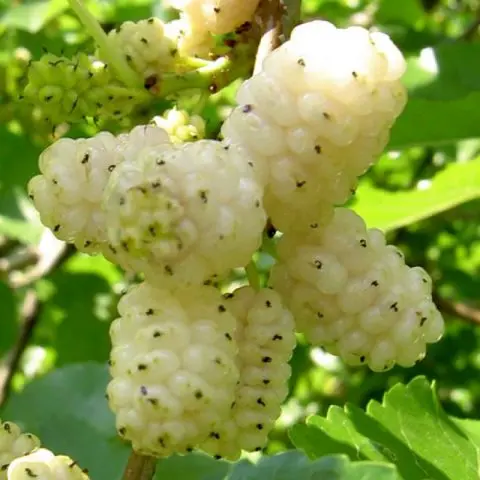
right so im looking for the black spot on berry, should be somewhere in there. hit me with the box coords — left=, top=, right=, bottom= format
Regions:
left=360, top=355, right=366, bottom=363
left=147, top=398, right=158, bottom=405
left=214, top=455, right=222, bottom=460
left=119, top=427, right=126, bottom=435
left=297, top=58, right=306, bottom=66
left=108, top=164, right=116, bottom=172
left=360, top=238, right=367, bottom=247
left=352, top=71, right=358, bottom=78
left=242, top=104, right=253, bottom=113
left=262, top=356, right=272, bottom=363
left=314, top=259, right=322, bottom=269
left=257, top=397, right=266, bottom=406
left=266, top=300, right=272, bottom=308
left=141, top=37, right=148, bottom=44
left=199, top=190, right=208, bottom=203
left=153, top=330, right=162, bottom=338
left=140, top=385, right=148, bottom=395
left=314, top=145, right=322, bottom=154
left=224, top=292, right=234, bottom=299
left=137, top=364, right=147, bottom=371
left=420, top=316, right=428, bottom=326
left=165, top=265, right=173, bottom=276
left=210, top=431, right=220, bottom=439
left=256, top=423, right=264, bottom=430
left=53, top=224, right=60, bottom=232
left=371, top=280, right=379, bottom=287
left=272, top=334, right=283, bottom=340
left=213, top=6, right=220, bottom=12
left=194, top=390, right=203, bottom=399
left=390, top=302, right=399, bottom=312
left=323, top=112, right=331, bottom=120
left=218, top=304, right=226, bottom=312
left=254, top=447, right=262, bottom=452
left=296, top=180, right=306, bottom=188
left=263, top=379, right=270, bottom=385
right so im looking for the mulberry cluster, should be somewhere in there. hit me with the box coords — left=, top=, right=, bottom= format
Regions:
left=24, top=16, right=447, bottom=465
left=21, top=53, right=145, bottom=126
left=270, top=208, right=444, bottom=372
left=7, top=449, right=89, bottom=480
left=107, top=282, right=239, bottom=456
left=222, top=20, right=407, bottom=232
left=0, top=420, right=40, bottom=478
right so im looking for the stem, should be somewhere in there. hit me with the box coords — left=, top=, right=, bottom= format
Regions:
left=122, top=452, right=157, bottom=480
left=67, top=0, right=142, bottom=88
left=253, top=0, right=284, bottom=74
left=157, top=51, right=251, bottom=97
left=245, top=259, right=261, bottom=291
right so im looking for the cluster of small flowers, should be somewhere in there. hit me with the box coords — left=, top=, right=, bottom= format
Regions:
left=26, top=18, right=445, bottom=461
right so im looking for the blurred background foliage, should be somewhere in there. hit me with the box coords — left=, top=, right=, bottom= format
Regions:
left=1, top=0, right=480, bottom=478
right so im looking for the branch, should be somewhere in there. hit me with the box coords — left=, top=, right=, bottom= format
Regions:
left=461, top=15, right=480, bottom=41
left=433, top=292, right=480, bottom=325
left=8, top=229, right=74, bottom=289
left=253, top=0, right=285, bottom=74
left=122, top=452, right=157, bottom=480
left=0, top=289, right=41, bottom=406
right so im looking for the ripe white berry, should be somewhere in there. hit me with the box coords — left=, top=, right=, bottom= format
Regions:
left=164, top=19, right=214, bottom=58
left=28, top=132, right=121, bottom=254
left=7, top=448, right=89, bottom=480
left=151, top=109, right=206, bottom=144
left=0, top=420, right=40, bottom=478
left=198, top=287, right=295, bottom=460
left=170, top=0, right=260, bottom=35
left=221, top=20, right=407, bottom=233
left=102, top=140, right=266, bottom=287
left=270, top=208, right=444, bottom=372
left=104, top=18, right=178, bottom=79
left=107, top=282, right=239, bottom=456
left=28, top=125, right=170, bottom=257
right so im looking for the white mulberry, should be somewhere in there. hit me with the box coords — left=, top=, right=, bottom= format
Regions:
left=102, top=140, right=266, bottom=287
left=270, top=208, right=444, bottom=372
left=0, top=420, right=40, bottom=479
left=151, top=108, right=206, bottom=144
left=104, top=18, right=178, bottom=79
left=7, top=448, right=89, bottom=480
left=199, top=287, right=295, bottom=460
left=170, top=0, right=260, bottom=35
left=221, top=20, right=407, bottom=233
left=107, top=282, right=240, bottom=456
left=28, top=125, right=170, bottom=257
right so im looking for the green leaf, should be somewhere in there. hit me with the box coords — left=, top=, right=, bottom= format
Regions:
left=0, top=0, right=68, bottom=33
left=0, top=126, right=43, bottom=244
left=351, top=157, right=480, bottom=231
left=375, top=0, right=425, bottom=28
left=155, top=453, right=229, bottom=480
left=36, top=254, right=121, bottom=366
left=290, top=376, right=480, bottom=480
left=226, top=452, right=399, bottom=480
left=1, top=363, right=129, bottom=480
left=390, top=42, right=480, bottom=149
